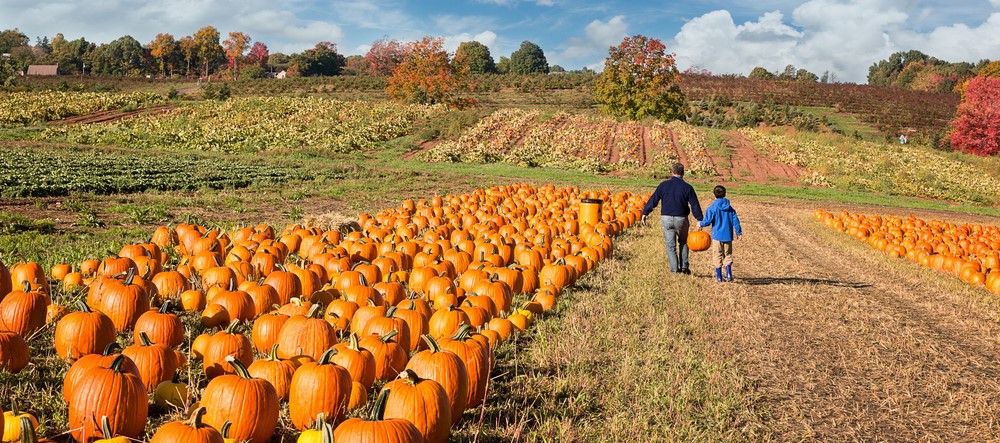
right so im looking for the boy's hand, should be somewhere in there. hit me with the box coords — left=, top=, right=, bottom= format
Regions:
left=736, top=235, right=742, bottom=240
left=641, top=214, right=647, bottom=225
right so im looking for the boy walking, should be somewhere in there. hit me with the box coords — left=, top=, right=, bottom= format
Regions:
left=697, top=185, right=743, bottom=282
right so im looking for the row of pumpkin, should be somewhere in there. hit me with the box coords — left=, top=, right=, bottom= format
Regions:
left=814, top=210, right=1000, bottom=294
left=0, top=184, right=646, bottom=442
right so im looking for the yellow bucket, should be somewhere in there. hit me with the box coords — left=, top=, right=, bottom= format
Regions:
left=579, top=198, right=603, bottom=226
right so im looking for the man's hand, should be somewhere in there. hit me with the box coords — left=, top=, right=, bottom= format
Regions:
left=641, top=214, right=648, bottom=225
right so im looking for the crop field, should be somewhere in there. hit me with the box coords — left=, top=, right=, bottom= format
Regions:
left=0, top=74, right=998, bottom=443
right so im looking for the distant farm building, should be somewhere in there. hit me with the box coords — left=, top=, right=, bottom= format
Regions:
left=27, top=64, right=58, bottom=76
left=275, top=70, right=287, bottom=79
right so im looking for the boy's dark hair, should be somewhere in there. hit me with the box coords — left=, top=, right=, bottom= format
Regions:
left=713, top=185, right=726, bottom=198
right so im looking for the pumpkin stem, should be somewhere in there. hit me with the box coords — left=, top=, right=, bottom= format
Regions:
left=421, top=334, right=442, bottom=353
left=348, top=333, right=361, bottom=351
left=398, top=368, right=421, bottom=386
left=21, top=280, right=30, bottom=292
left=228, top=278, right=237, bottom=292
left=158, top=298, right=172, bottom=313
left=312, top=413, right=327, bottom=430
left=124, top=267, right=137, bottom=285
left=186, top=406, right=209, bottom=429
left=385, top=306, right=398, bottom=318
left=359, top=273, right=368, bottom=287
left=268, top=343, right=280, bottom=361
left=100, top=416, right=114, bottom=439
left=306, top=303, right=322, bottom=319
left=109, top=354, right=129, bottom=373
left=77, top=300, right=91, bottom=313
left=317, top=347, right=338, bottom=365
left=452, top=323, right=473, bottom=341
left=138, top=331, right=153, bottom=346
left=19, top=417, right=37, bottom=443
left=224, top=319, right=241, bottom=334
left=224, top=355, right=253, bottom=379
left=371, top=389, right=391, bottom=421
left=221, top=420, right=232, bottom=438
left=380, top=329, right=398, bottom=343
left=102, top=342, right=122, bottom=355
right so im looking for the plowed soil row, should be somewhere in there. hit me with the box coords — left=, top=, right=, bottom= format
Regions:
left=49, top=105, right=178, bottom=125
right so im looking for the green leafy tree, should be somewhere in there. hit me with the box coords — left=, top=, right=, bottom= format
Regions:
left=49, top=33, right=92, bottom=74
left=387, top=36, right=468, bottom=105
left=508, top=41, right=548, bottom=74
left=193, top=25, right=223, bottom=77
left=290, top=42, right=345, bottom=76
left=778, top=64, right=796, bottom=79
left=0, top=29, right=29, bottom=54
left=748, top=66, right=773, bottom=79
left=91, top=35, right=146, bottom=76
left=593, top=35, right=686, bottom=121
left=496, top=56, right=511, bottom=74
left=454, top=41, right=496, bottom=74
left=796, top=68, right=818, bottom=82
left=178, top=35, right=197, bottom=76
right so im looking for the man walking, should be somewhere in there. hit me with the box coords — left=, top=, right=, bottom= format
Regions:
left=641, top=163, right=703, bottom=274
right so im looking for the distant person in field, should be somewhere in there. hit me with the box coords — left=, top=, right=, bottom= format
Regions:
left=641, top=162, right=703, bottom=274
left=697, top=185, right=743, bottom=282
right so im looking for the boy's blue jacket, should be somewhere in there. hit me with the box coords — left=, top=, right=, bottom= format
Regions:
left=699, top=198, right=742, bottom=242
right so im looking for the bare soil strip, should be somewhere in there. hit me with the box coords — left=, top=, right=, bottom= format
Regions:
left=49, top=105, right=178, bottom=125
left=714, top=132, right=803, bottom=184
left=699, top=200, right=1000, bottom=441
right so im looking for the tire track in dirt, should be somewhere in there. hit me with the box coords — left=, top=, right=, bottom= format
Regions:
left=49, top=105, right=178, bottom=125
left=697, top=201, right=1000, bottom=441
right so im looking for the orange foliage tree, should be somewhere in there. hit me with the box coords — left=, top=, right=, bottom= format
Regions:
left=594, top=35, right=686, bottom=121
left=386, top=37, right=469, bottom=106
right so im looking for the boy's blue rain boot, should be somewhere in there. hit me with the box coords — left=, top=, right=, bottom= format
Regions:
left=725, top=264, right=733, bottom=282
left=715, top=268, right=723, bottom=282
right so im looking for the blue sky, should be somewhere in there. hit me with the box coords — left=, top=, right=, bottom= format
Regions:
left=2, top=0, right=999, bottom=82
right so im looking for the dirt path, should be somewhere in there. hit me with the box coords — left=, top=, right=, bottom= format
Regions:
left=49, top=105, right=178, bottom=125
left=698, top=200, right=1000, bottom=441
left=712, top=132, right=803, bottom=184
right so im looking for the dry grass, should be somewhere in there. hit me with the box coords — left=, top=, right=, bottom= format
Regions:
left=462, top=196, right=1000, bottom=442
left=452, top=222, right=769, bottom=442
left=695, top=199, right=1000, bottom=441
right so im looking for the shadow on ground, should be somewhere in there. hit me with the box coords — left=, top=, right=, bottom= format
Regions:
left=739, top=276, right=872, bottom=289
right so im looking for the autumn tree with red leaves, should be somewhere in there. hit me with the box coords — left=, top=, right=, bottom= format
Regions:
left=386, top=36, right=469, bottom=106
left=365, top=38, right=405, bottom=76
left=949, top=75, right=1000, bottom=156
left=594, top=35, right=686, bottom=121
left=247, top=42, right=269, bottom=67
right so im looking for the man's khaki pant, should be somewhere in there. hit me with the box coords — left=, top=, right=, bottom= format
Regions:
left=711, top=240, right=734, bottom=268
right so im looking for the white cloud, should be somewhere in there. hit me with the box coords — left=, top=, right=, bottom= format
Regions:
left=670, top=0, right=1000, bottom=83
left=557, top=15, right=627, bottom=63
left=992, top=0, right=1000, bottom=7
left=443, top=31, right=499, bottom=54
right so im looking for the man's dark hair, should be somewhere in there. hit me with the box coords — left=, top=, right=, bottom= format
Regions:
left=713, top=185, right=726, bottom=198
left=671, top=163, right=685, bottom=176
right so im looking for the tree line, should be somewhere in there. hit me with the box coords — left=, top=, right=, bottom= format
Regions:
left=0, top=27, right=559, bottom=83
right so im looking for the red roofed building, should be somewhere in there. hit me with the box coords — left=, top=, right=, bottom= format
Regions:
left=27, top=64, right=59, bottom=76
